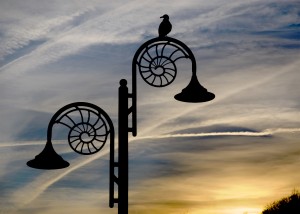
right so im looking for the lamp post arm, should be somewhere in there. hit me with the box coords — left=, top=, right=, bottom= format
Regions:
left=131, top=37, right=197, bottom=136
left=45, top=102, right=116, bottom=208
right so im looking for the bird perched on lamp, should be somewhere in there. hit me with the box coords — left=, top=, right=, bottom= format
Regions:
left=158, top=14, right=172, bottom=37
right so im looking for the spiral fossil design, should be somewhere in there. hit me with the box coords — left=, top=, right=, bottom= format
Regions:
left=54, top=105, right=110, bottom=155
left=137, top=40, right=189, bottom=87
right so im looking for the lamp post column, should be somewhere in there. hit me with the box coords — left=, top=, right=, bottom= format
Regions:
left=118, top=79, right=129, bottom=214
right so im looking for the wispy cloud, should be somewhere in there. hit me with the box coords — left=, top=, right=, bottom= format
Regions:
left=137, top=128, right=300, bottom=140
left=12, top=145, right=110, bottom=207
left=0, top=1, right=300, bottom=214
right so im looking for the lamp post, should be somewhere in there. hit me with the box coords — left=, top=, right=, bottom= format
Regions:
left=27, top=16, right=215, bottom=214
left=117, top=35, right=215, bottom=214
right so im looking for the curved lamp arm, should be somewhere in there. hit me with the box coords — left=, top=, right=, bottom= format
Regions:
left=46, top=102, right=114, bottom=154
left=27, top=102, right=116, bottom=208
left=130, top=36, right=214, bottom=136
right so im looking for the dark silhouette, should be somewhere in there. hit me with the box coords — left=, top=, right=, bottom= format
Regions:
left=159, top=14, right=172, bottom=37
left=27, top=102, right=117, bottom=208
left=120, top=17, right=215, bottom=213
left=118, top=79, right=129, bottom=213
left=27, top=140, right=70, bottom=169
left=26, top=15, right=215, bottom=214
left=262, top=191, right=300, bottom=214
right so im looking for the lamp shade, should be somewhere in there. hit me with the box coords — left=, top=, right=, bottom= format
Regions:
left=174, top=73, right=215, bottom=103
left=27, top=141, right=69, bottom=170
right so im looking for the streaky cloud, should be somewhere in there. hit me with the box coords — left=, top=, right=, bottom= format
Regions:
left=12, top=146, right=110, bottom=208
left=0, top=141, right=49, bottom=148
left=138, top=59, right=300, bottom=137
left=136, top=128, right=300, bottom=140
left=0, top=5, right=95, bottom=63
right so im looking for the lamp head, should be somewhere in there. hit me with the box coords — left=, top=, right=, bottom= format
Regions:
left=174, top=73, right=215, bottom=103
left=27, top=141, right=69, bottom=170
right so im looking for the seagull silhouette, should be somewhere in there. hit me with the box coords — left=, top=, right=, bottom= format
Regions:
left=158, top=14, right=172, bottom=37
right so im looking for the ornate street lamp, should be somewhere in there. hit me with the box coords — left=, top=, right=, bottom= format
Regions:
left=27, top=15, right=215, bottom=214
left=130, top=36, right=215, bottom=136
left=26, top=102, right=117, bottom=208
left=117, top=33, right=215, bottom=214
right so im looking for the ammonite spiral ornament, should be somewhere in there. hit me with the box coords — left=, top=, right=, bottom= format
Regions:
left=136, top=40, right=189, bottom=87
left=54, top=104, right=110, bottom=155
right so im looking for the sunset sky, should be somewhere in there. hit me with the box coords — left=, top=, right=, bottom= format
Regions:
left=0, top=0, right=300, bottom=214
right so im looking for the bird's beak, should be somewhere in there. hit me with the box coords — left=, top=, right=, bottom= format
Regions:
left=160, top=16, right=163, bottom=18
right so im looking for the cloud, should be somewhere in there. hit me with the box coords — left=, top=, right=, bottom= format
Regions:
left=0, top=0, right=189, bottom=77
left=11, top=144, right=110, bottom=207
left=0, top=1, right=300, bottom=214
left=133, top=57, right=300, bottom=139
left=0, top=1, right=96, bottom=61
left=1, top=0, right=298, bottom=79
left=136, top=127, right=300, bottom=140
left=128, top=132, right=300, bottom=214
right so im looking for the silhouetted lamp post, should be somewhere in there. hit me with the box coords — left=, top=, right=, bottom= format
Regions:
left=27, top=15, right=214, bottom=214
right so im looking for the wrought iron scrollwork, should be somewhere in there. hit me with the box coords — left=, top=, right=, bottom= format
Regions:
left=48, top=102, right=113, bottom=155
left=28, top=102, right=116, bottom=207
left=136, top=38, right=190, bottom=87
left=131, top=36, right=199, bottom=136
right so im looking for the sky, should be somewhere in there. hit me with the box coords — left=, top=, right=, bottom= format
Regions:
left=0, top=0, right=300, bottom=213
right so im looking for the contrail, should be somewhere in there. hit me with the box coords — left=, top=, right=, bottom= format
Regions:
left=135, top=128, right=300, bottom=140
left=138, top=60, right=300, bottom=137
left=0, top=141, right=63, bottom=148
left=14, top=127, right=300, bottom=207
left=12, top=61, right=300, bottom=208
left=14, top=146, right=110, bottom=207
